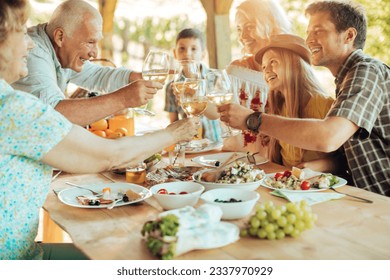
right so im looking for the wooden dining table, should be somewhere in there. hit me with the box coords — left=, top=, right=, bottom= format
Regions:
left=44, top=149, right=390, bottom=260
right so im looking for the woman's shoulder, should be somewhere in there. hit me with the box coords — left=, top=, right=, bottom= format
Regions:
left=229, top=56, right=257, bottom=70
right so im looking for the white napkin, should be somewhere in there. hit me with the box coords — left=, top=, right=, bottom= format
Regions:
left=159, top=204, right=222, bottom=230
left=271, top=189, right=345, bottom=205
left=158, top=205, right=239, bottom=256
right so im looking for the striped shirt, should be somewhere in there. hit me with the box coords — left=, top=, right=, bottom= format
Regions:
left=327, top=50, right=390, bottom=196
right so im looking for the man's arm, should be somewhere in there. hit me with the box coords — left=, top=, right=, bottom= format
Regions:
left=260, top=114, right=358, bottom=152
left=218, top=103, right=359, bottom=153
left=56, top=80, right=161, bottom=126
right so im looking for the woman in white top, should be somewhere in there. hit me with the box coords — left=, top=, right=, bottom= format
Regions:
left=223, top=0, right=291, bottom=155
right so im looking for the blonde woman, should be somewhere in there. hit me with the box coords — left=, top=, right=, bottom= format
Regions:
left=220, top=34, right=341, bottom=172
left=223, top=0, right=291, bottom=155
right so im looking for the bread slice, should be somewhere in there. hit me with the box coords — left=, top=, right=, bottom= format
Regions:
left=292, top=167, right=305, bottom=179
left=126, top=189, right=142, bottom=201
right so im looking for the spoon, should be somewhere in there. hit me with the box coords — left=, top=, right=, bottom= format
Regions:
left=107, top=198, right=123, bottom=210
left=201, top=153, right=238, bottom=182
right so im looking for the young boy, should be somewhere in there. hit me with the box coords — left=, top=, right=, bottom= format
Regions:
left=164, top=28, right=222, bottom=142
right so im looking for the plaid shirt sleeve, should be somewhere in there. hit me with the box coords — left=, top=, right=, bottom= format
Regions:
left=328, top=61, right=386, bottom=139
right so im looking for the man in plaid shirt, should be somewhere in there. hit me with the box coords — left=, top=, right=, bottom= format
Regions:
left=218, top=1, right=389, bottom=196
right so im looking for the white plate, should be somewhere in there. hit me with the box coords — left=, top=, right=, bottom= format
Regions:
left=58, top=183, right=152, bottom=209
left=185, top=139, right=223, bottom=154
left=191, top=152, right=268, bottom=167
left=261, top=173, right=348, bottom=193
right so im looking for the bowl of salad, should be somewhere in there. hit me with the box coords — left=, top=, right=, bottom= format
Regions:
left=150, top=181, right=205, bottom=210
left=193, top=161, right=265, bottom=191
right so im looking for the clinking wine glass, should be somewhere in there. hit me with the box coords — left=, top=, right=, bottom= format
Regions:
left=206, top=69, right=241, bottom=138
left=179, top=78, right=208, bottom=145
left=140, top=50, right=170, bottom=115
left=171, top=60, right=201, bottom=102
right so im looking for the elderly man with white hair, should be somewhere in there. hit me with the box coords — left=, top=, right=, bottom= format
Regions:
left=13, top=0, right=161, bottom=126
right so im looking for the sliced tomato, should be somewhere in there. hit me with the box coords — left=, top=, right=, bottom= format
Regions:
left=274, top=172, right=284, bottom=180
left=300, top=181, right=311, bottom=190
left=169, top=192, right=176, bottom=195
left=283, top=170, right=292, bottom=178
left=157, top=188, right=168, bottom=194
left=179, top=191, right=188, bottom=195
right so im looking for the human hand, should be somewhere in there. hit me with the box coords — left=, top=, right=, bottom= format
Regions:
left=167, top=117, right=199, bottom=143
left=120, top=79, right=163, bottom=108
left=218, top=103, right=253, bottom=130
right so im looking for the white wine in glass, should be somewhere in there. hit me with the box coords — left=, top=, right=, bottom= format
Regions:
left=140, top=50, right=170, bottom=114
left=180, top=79, right=208, bottom=145
left=171, top=60, right=201, bottom=99
left=180, top=79, right=208, bottom=117
left=206, top=69, right=240, bottom=138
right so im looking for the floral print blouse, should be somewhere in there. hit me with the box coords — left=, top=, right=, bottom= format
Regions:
left=0, top=79, right=72, bottom=259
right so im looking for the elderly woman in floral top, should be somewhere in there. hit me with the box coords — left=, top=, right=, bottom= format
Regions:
left=0, top=0, right=198, bottom=260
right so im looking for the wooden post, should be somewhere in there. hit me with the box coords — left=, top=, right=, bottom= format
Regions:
left=200, top=0, right=233, bottom=69
left=98, top=0, right=118, bottom=59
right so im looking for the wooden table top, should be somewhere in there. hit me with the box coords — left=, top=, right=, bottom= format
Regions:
left=44, top=151, right=390, bottom=260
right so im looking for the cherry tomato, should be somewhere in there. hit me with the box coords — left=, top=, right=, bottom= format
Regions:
left=283, top=170, right=292, bottom=178
left=274, top=172, right=284, bottom=180
left=169, top=192, right=176, bottom=195
left=157, top=188, right=168, bottom=194
left=179, top=191, right=188, bottom=195
left=300, top=181, right=311, bottom=190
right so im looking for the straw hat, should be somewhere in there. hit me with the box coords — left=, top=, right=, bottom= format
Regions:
left=255, top=34, right=311, bottom=64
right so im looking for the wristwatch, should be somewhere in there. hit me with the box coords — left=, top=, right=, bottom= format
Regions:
left=246, top=112, right=262, bottom=133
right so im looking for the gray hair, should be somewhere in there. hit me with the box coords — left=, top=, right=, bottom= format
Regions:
left=46, top=0, right=101, bottom=38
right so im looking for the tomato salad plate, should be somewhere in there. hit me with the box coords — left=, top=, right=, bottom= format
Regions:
left=58, top=182, right=152, bottom=208
left=262, top=170, right=347, bottom=193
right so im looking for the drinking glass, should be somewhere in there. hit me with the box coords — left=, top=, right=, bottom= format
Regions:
left=139, top=50, right=170, bottom=115
left=206, top=69, right=241, bottom=138
left=179, top=78, right=208, bottom=145
left=171, top=60, right=201, bottom=101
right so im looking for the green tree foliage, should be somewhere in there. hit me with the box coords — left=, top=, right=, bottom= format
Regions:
left=115, top=15, right=205, bottom=61
left=281, top=0, right=390, bottom=64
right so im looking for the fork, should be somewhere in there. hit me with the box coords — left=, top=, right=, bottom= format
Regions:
left=329, top=187, right=373, bottom=203
left=65, top=182, right=101, bottom=196
left=107, top=198, right=123, bottom=210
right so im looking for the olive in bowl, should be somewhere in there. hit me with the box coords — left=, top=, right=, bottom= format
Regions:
left=150, top=181, right=205, bottom=210
left=200, top=188, right=260, bottom=220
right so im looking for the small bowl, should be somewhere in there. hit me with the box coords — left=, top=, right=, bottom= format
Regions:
left=193, top=169, right=264, bottom=191
left=200, top=188, right=260, bottom=220
left=150, top=181, right=205, bottom=210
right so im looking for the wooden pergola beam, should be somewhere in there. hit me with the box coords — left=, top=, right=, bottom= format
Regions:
left=98, top=0, right=117, bottom=59
left=200, top=0, right=233, bottom=69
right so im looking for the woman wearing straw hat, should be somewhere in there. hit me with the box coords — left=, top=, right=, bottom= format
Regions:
left=220, top=34, right=342, bottom=172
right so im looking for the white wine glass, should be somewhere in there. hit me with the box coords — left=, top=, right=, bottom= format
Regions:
left=171, top=60, right=201, bottom=102
left=179, top=78, right=208, bottom=145
left=139, top=50, right=170, bottom=115
left=206, top=69, right=241, bottom=138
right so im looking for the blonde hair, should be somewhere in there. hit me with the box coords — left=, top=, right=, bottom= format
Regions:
left=266, top=49, right=327, bottom=164
left=236, top=0, right=291, bottom=52
left=0, top=0, right=30, bottom=75
left=46, top=0, right=101, bottom=38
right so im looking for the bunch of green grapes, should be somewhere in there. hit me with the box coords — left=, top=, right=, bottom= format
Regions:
left=240, top=200, right=317, bottom=240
